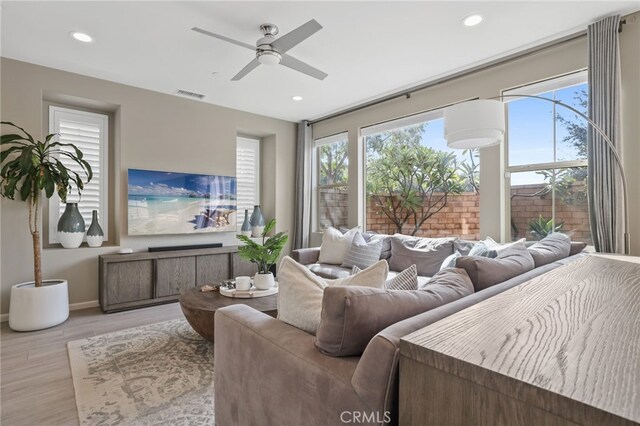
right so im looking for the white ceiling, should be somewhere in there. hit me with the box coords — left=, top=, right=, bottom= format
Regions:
left=1, top=1, right=638, bottom=122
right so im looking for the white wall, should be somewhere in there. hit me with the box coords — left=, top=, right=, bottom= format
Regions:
left=312, top=13, right=640, bottom=255
left=0, top=58, right=297, bottom=315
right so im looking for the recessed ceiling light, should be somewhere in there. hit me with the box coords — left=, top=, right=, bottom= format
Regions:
left=463, top=14, right=483, bottom=27
left=291, top=96, right=303, bottom=101
left=70, top=32, right=93, bottom=43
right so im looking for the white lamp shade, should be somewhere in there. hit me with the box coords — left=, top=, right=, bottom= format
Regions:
left=444, top=99, right=506, bottom=149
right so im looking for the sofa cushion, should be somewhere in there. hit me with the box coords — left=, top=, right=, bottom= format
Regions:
left=388, top=236, right=454, bottom=276
left=307, top=263, right=351, bottom=279
left=570, top=241, right=588, bottom=256
left=527, top=233, right=571, bottom=267
left=277, top=256, right=387, bottom=335
left=456, top=242, right=535, bottom=291
left=318, top=227, right=358, bottom=265
left=341, top=232, right=383, bottom=270
left=315, top=269, right=474, bottom=356
left=454, top=239, right=476, bottom=256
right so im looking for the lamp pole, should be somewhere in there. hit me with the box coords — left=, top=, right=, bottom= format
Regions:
left=494, top=94, right=630, bottom=255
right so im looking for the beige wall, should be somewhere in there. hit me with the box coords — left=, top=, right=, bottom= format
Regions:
left=0, top=58, right=297, bottom=315
left=312, top=13, right=640, bottom=255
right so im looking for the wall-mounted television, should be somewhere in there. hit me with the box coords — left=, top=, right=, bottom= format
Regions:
left=127, top=168, right=237, bottom=236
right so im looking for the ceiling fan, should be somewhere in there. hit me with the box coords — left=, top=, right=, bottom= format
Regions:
left=192, top=19, right=328, bottom=81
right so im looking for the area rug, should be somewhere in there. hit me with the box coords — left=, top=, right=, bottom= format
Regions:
left=67, top=319, right=214, bottom=425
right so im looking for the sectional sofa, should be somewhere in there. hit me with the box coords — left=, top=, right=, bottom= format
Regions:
left=214, top=233, right=587, bottom=426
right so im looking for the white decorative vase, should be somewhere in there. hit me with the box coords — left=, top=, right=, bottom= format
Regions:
left=253, top=272, right=275, bottom=290
left=9, top=280, right=69, bottom=331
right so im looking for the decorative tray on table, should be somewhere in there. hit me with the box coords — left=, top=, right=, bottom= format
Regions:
left=218, top=280, right=279, bottom=299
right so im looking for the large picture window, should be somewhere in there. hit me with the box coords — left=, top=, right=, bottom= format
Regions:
left=48, top=106, right=109, bottom=244
left=314, top=133, right=348, bottom=230
left=362, top=111, right=480, bottom=238
left=505, top=71, right=591, bottom=243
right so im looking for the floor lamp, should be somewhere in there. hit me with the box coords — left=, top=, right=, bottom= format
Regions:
left=443, top=95, right=630, bottom=255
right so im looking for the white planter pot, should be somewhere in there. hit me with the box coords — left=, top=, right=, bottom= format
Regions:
left=9, top=280, right=69, bottom=331
left=254, top=272, right=275, bottom=290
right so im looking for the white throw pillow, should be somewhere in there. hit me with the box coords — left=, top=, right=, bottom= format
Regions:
left=318, top=227, right=359, bottom=265
left=277, top=256, right=388, bottom=335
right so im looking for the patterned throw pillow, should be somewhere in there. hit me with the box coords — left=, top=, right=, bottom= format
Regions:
left=352, top=264, right=418, bottom=291
left=341, top=232, right=383, bottom=270
left=440, top=251, right=461, bottom=270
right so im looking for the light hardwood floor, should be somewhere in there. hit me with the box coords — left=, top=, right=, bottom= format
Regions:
left=1, top=303, right=184, bottom=426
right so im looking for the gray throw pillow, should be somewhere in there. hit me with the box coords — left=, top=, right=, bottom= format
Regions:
left=388, top=236, right=454, bottom=277
left=315, top=273, right=474, bottom=356
left=352, top=264, right=418, bottom=290
left=569, top=241, right=587, bottom=256
left=456, top=242, right=535, bottom=291
left=341, top=233, right=383, bottom=269
left=527, top=233, right=571, bottom=267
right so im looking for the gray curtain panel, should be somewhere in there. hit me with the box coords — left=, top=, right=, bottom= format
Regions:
left=587, top=15, right=625, bottom=254
left=293, top=121, right=312, bottom=249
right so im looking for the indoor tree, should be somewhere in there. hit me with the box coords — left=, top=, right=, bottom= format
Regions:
left=0, top=121, right=92, bottom=287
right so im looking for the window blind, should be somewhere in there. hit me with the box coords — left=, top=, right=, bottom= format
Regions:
left=236, top=137, right=260, bottom=227
left=49, top=107, right=108, bottom=243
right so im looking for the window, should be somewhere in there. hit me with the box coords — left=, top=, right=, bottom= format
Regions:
left=362, top=110, right=479, bottom=238
left=505, top=71, right=591, bottom=243
left=236, top=136, right=260, bottom=229
left=48, top=106, right=108, bottom=244
left=314, top=133, right=348, bottom=230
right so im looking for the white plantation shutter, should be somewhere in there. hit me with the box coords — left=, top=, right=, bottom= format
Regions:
left=236, top=137, right=260, bottom=229
left=49, top=106, right=108, bottom=243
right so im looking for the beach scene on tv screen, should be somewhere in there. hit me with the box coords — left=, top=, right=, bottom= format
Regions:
left=128, top=169, right=237, bottom=235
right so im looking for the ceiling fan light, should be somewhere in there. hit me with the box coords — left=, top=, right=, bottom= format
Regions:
left=257, top=51, right=282, bottom=65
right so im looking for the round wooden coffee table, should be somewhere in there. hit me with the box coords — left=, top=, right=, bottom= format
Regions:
left=179, top=287, right=278, bottom=343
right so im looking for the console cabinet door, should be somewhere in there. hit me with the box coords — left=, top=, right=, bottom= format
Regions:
left=196, top=254, right=230, bottom=285
left=106, top=260, right=154, bottom=304
left=156, top=257, right=196, bottom=297
left=232, top=252, right=259, bottom=277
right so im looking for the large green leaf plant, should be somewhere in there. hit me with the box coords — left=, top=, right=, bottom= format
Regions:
left=237, top=219, right=288, bottom=274
left=1, top=122, right=93, bottom=287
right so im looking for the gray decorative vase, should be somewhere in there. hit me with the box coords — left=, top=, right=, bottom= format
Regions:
left=250, top=205, right=265, bottom=237
left=57, top=203, right=85, bottom=249
left=241, top=209, right=252, bottom=237
left=86, top=210, right=104, bottom=248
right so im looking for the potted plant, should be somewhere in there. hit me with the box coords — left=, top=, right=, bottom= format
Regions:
left=1, top=121, right=92, bottom=331
left=236, top=218, right=288, bottom=290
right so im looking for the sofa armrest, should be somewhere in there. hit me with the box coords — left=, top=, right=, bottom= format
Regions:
left=291, top=247, right=321, bottom=265
left=214, top=305, right=379, bottom=426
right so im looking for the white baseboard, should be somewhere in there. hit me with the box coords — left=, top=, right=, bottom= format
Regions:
left=0, top=300, right=100, bottom=323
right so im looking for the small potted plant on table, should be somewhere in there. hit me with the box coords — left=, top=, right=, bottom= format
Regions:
left=236, top=218, right=288, bottom=290
left=1, top=121, right=92, bottom=331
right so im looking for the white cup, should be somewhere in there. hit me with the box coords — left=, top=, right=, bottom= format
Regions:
left=235, top=276, right=251, bottom=291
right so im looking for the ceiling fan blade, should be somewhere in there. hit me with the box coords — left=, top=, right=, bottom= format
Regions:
left=192, top=27, right=255, bottom=51
left=280, top=54, right=327, bottom=80
left=232, top=58, right=261, bottom=81
left=270, top=19, right=322, bottom=54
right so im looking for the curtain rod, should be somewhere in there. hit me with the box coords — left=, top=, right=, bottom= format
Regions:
left=307, top=10, right=634, bottom=127
left=306, top=30, right=588, bottom=126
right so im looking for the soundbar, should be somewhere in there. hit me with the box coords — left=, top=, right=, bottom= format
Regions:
left=148, top=243, right=223, bottom=252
